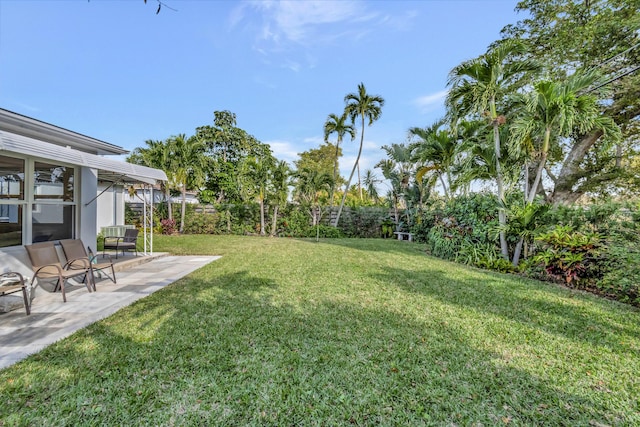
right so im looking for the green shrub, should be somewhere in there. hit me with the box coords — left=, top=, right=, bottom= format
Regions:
left=183, top=212, right=222, bottom=234
left=598, top=241, right=640, bottom=306
left=533, top=225, right=604, bottom=286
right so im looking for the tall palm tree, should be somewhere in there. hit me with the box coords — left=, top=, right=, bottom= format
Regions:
left=511, top=71, right=620, bottom=204
left=127, top=139, right=174, bottom=221
left=166, top=134, right=208, bottom=233
left=242, top=154, right=274, bottom=236
left=293, top=168, right=333, bottom=240
left=409, top=120, right=458, bottom=200
left=362, top=169, right=381, bottom=203
left=334, top=82, right=385, bottom=227
left=446, top=40, right=539, bottom=260
left=268, top=160, right=291, bottom=237
left=323, top=112, right=355, bottom=205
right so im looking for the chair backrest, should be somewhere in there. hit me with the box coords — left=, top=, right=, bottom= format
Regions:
left=25, top=241, right=60, bottom=269
left=59, top=239, right=88, bottom=262
left=123, top=228, right=139, bottom=242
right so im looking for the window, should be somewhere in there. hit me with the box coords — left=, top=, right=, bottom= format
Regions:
left=34, top=162, right=74, bottom=201
left=0, top=156, right=25, bottom=247
left=0, top=155, right=77, bottom=247
left=32, top=162, right=75, bottom=242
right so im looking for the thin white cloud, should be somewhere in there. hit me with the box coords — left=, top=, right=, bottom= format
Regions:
left=231, top=0, right=415, bottom=71
left=265, top=139, right=299, bottom=163
left=414, top=90, right=448, bottom=113
left=254, top=0, right=367, bottom=44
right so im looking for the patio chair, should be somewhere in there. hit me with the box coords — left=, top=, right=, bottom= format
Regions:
left=25, top=241, right=94, bottom=303
left=60, top=239, right=116, bottom=286
left=103, top=228, right=139, bottom=259
left=0, top=272, right=30, bottom=315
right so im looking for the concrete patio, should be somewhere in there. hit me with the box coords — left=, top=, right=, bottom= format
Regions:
left=0, top=253, right=220, bottom=369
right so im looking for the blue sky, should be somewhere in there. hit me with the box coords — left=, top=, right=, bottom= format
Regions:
left=0, top=0, right=522, bottom=182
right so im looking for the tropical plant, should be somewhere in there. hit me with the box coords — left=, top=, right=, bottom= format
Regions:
left=166, top=134, right=208, bottom=233
left=293, top=168, right=333, bottom=240
left=362, top=169, right=381, bottom=204
left=127, top=139, right=174, bottom=221
left=510, top=71, right=620, bottom=204
left=410, top=120, right=458, bottom=200
left=446, top=40, right=540, bottom=259
left=323, top=112, right=355, bottom=205
left=501, top=0, right=640, bottom=203
left=268, top=160, right=291, bottom=237
left=533, top=225, right=604, bottom=285
left=334, top=83, right=385, bottom=227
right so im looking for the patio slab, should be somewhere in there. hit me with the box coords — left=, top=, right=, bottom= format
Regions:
left=0, top=254, right=220, bottom=370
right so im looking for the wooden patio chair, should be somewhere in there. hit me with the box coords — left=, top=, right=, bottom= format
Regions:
left=60, top=239, right=116, bottom=286
left=103, top=228, right=139, bottom=259
left=25, top=241, right=94, bottom=303
left=0, top=272, right=30, bottom=315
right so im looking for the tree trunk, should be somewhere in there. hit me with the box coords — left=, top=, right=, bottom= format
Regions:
left=550, top=130, right=603, bottom=205
left=270, top=205, right=279, bottom=237
left=180, top=185, right=186, bottom=233
left=259, top=197, right=265, bottom=236
left=438, top=173, right=449, bottom=200
left=166, top=186, right=172, bottom=221
left=330, top=138, right=341, bottom=206
left=334, top=119, right=365, bottom=227
left=527, top=127, right=551, bottom=203
left=512, top=237, right=524, bottom=267
left=357, top=162, right=362, bottom=200
left=493, top=124, right=509, bottom=260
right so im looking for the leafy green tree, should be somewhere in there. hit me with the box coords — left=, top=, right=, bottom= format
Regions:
left=501, top=0, right=639, bottom=202
left=510, top=71, right=620, bottom=205
left=409, top=120, right=459, bottom=200
left=241, top=150, right=276, bottom=236
left=362, top=169, right=381, bottom=203
left=446, top=40, right=540, bottom=259
left=334, top=83, right=385, bottom=226
left=268, top=160, right=291, bottom=237
left=294, top=142, right=342, bottom=186
left=323, top=112, right=356, bottom=205
left=166, top=134, right=208, bottom=233
left=196, top=111, right=264, bottom=204
left=127, top=139, right=174, bottom=221
left=293, top=168, right=333, bottom=233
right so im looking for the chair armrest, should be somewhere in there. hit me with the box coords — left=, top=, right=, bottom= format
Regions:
left=33, top=263, right=63, bottom=277
left=103, top=236, right=124, bottom=243
left=0, top=272, right=24, bottom=285
left=64, top=257, right=91, bottom=270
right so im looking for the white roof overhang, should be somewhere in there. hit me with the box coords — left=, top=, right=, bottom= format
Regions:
left=0, top=130, right=167, bottom=185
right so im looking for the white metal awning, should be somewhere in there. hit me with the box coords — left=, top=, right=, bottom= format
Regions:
left=0, top=130, right=167, bottom=184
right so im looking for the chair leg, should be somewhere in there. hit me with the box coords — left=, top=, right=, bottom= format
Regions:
left=59, top=274, right=67, bottom=303
left=21, top=286, right=31, bottom=315
left=83, top=272, right=94, bottom=293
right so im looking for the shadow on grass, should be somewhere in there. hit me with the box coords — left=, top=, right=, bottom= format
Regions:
left=370, top=264, right=640, bottom=353
left=1, top=270, right=635, bottom=425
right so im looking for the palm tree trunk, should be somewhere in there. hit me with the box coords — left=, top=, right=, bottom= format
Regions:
left=512, top=237, right=524, bottom=267
left=180, top=185, right=186, bottom=234
left=439, top=174, right=449, bottom=200
left=493, top=124, right=509, bottom=260
left=270, top=205, right=279, bottom=237
left=357, top=162, right=362, bottom=201
left=259, top=197, right=265, bottom=236
left=334, top=139, right=363, bottom=227
left=330, top=138, right=341, bottom=206
left=165, top=186, right=172, bottom=221
left=527, top=127, right=551, bottom=203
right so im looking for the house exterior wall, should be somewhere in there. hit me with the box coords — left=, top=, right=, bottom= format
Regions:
left=96, top=182, right=124, bottom=234
left=80, top=167, right=98, bottom=251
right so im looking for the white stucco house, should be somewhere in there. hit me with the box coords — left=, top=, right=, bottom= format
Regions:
left=0, top=108, right=166, bottom=276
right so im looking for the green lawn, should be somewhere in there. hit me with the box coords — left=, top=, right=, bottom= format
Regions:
left=2, top=236, right=639, bottom=425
